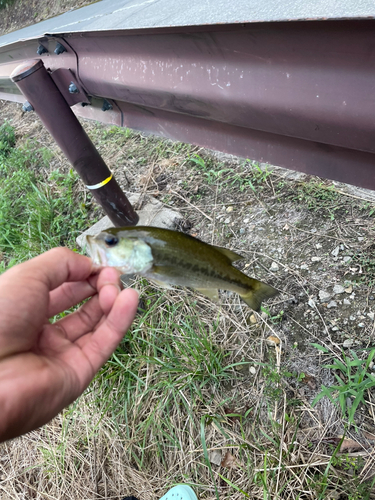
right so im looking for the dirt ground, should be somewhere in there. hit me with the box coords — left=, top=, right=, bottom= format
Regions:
left=1, top=1, right=375, bottom=499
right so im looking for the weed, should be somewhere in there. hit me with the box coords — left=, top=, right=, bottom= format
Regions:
left=261, top=305, right=284, bottom=324
left=0, top=124, right=98, bottom=268
left=292, top=180, right=341, bottom=219
left=312, top=345, right=375, bottom=427
left=0, top=0, right=15, bottom=10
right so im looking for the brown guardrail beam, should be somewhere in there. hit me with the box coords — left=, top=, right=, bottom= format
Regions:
left=1, top=20, right=375, bottom=191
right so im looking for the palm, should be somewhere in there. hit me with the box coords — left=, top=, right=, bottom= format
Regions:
left=0, top=248, right=138, bottom=442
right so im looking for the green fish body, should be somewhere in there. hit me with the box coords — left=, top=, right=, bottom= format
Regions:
left=86, top=226, right=278, bottom=311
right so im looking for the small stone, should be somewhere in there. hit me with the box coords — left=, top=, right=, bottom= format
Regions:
left=308, top=298, right=316, bottom=308
left=249, top=366, right=257, bottom=375
left=343, top=339, right=354, bottom=348
left=311, top=228, right=317, bottom=233
left=345, top=285, right=353, bottom=294
left=369, top=361, right=374, bottom=370
left=243, top=218, right=249, bottom=223
left=300, top=264, right=309, bottom=270
left=343, top=256, right=351, bottom=263
left=319, top=290, right=331, bottom=302
left=226, top=206, right=234, bottom=213
left=240, top=228, right=245, bottom=234
left=261, top=311, right=268, bottom=320
left=209, top=450, right=222, bottom=466
left=370, top=296, right=374, bottom=301
left=358, top=237, right=364, bottom=241
left=343, top=299, right=351, bottom=305
left=367, top=312, right=375, bottom=321
left=311, top=257, right=322, bottom=262
left=331, top=245, right=340, bottom=257
left=249, top=314, right=257, bottom=324
left=333, top=284, right=345, bottom=295
left=331, top=326, right=339, bottom=331
left=358, top=323, right=365, bottom=328
left=327, top=300, right=337, bottom=308
left=224, top=218, right=230, bottom=224
left=349, top=315, right=356, bottom=321
left=266, top=335, right=280, bottom=346
left=316, top=243, right=323, bottom=249
left=270, top=262, right=279, bottom=272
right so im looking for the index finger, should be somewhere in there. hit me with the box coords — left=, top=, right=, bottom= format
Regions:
left=7, top=247, right=97, bottom=292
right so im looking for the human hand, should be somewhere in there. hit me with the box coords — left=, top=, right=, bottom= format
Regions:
left=0, top=247, right=139, bottom=442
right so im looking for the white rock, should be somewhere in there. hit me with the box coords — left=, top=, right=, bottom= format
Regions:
left=243, top=218, right=249, bottom=223
left=333, top=284, right=345, bottom=295
left=226, top=206, right=234, bottom=213
left=308, top=298, right=316, bottom=308
left=343, top=339, right=354, bottom=348
left=311, top=257, right=322, bottom=262
left=343, top=256, right=351, bottom=263
left=331, top=245, right=340, bottom=257
left=367, top=312, right=375, bottom=321
left=316, top=243, right=323, bottom=249
left=270, top=262, right=279, bottom=272
left=224, top=218, right=231, bottom=224
left=249, top=366, right=257, bottom=375
left=300, top=264, right=309, bottom=270
left=343, top=299, right=351, bottom=305
left=327, top=300, right=337, bottom=308
left=358, top=323, right=365, bottom=328
left=319, top=290, right=331, bottom=302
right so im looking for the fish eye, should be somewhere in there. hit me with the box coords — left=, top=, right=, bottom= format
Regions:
left=104, top=235, right=119, bottom=246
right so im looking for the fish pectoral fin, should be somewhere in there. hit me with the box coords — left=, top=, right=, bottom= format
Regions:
left=212, top=245, right=244, bottom=262
left=196, top=288, right=219, bottom=302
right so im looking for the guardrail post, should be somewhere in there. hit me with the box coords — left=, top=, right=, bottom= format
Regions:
left=11, top=59, right=139, bottom=227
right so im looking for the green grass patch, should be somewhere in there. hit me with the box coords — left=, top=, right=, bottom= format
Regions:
left=0, top=122, right=98, bottom=269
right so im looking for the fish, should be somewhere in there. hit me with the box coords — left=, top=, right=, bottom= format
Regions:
left=86, top=226, right=278, bottom=311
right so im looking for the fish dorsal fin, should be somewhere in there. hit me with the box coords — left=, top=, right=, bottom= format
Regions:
left=212, top=245, right=244, bottom=262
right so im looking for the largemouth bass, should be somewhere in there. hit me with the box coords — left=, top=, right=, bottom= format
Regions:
left=86, top=226, right=278, bottom=311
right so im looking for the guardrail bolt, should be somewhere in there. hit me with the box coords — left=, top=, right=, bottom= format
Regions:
left=68, top=82, right=79, bottom=94
left=36, top=44, right=48, bottom=55
left=22, top=101, right=34, bottom=112
left=102, top=99, right=113, bottom=111
left=54, top=42, right=67, bottom=55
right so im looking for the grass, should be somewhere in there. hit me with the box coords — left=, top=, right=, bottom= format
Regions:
left=312, top=345, right=375, bottom=428
left=0, top=122, right=99, bottom=269
left=1, top=112, right=375, bottom=499
left=188, top=153, right=273, bottom=193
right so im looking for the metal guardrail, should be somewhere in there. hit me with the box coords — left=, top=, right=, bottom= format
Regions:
left=1, top=7, right=375, bottom=222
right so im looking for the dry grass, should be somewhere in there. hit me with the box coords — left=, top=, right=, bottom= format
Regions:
left=2, top=97, right=375, bottom=498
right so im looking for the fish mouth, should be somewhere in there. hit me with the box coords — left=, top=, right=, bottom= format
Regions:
left=86, top=235, right=107, bottom=266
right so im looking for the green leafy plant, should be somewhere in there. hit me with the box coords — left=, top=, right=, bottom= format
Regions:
left=312, top=345, right=375, bottom=426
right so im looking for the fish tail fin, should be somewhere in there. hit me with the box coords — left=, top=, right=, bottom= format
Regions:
left=240, top=281, right=278, bottom=311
